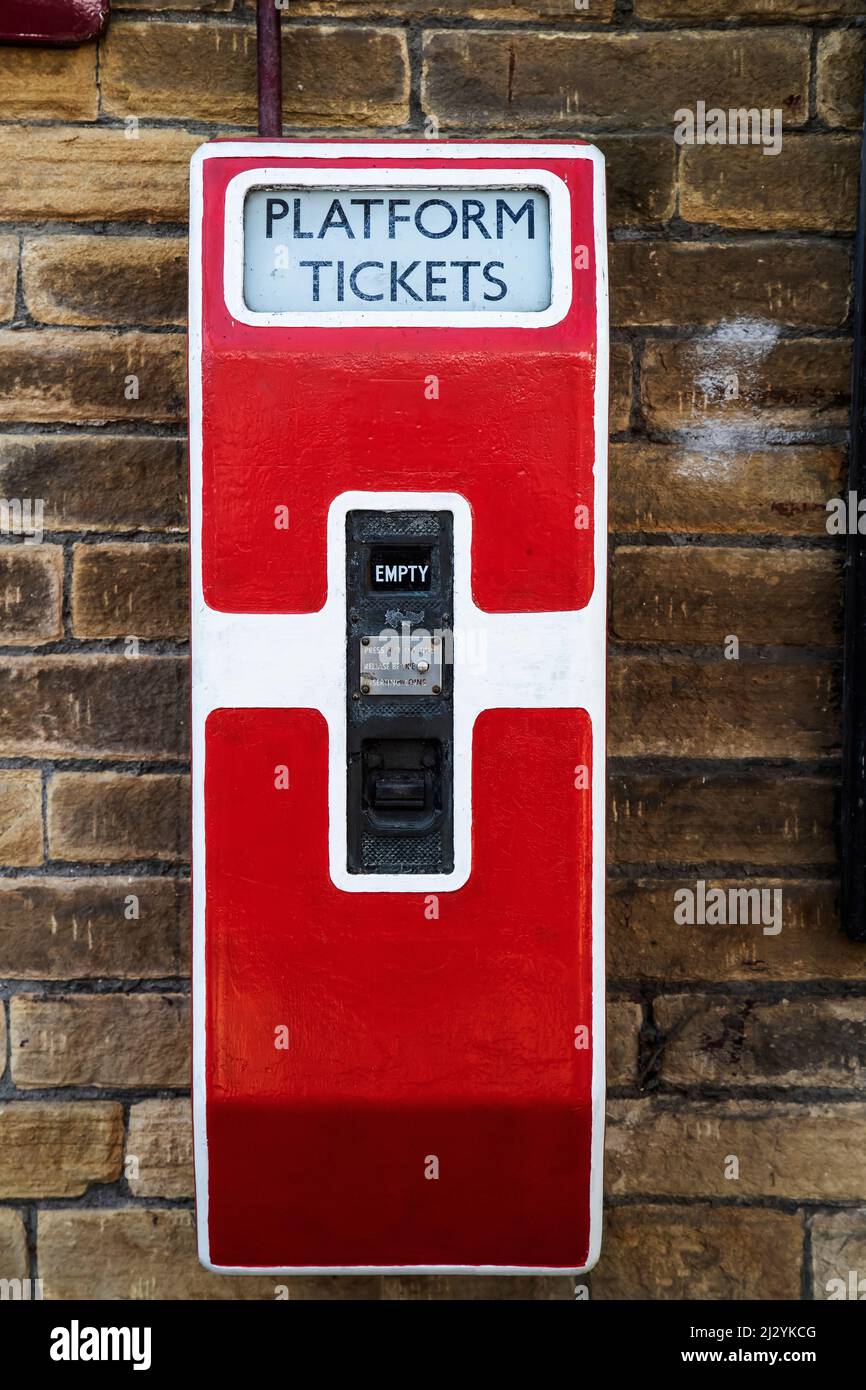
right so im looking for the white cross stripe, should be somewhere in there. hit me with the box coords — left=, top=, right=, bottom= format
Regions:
left=191, top=492, right=604, bottom=893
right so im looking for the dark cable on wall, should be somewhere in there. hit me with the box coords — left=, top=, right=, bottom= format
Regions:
left=256, top=0, right=283, bottom=138
left=841, top=58, right=866, bottom=941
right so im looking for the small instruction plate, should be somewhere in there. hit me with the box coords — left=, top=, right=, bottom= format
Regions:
left=360, top=633, right=442, bottom=696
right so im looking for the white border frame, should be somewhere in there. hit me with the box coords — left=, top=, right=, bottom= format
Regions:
left=224, top=166, right=571, bottom=329
left=190, top=140, right=607, bottom=1278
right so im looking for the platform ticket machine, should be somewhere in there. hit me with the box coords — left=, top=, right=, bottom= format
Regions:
left=189, top=140, right=607, bottom=1275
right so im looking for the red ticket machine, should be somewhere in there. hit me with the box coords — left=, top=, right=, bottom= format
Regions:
left=190, top=140, right=607, bottom=1274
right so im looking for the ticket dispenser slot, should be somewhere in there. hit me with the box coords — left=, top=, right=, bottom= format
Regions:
left=346, top=509, right=453, bottom=875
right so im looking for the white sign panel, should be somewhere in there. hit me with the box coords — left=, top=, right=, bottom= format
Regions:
left=243, top=187, right=551, bottom=313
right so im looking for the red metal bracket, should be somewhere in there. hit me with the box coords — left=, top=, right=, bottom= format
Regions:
left=0, top=0, right=109, bottom=46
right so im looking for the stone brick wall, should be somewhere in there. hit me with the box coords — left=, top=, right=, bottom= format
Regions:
left=0, top=0, right=863, bottom=1301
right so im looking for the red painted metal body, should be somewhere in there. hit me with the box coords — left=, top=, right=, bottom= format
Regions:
left=201, top=153, right=597, bottom=617
left=193, top=142, right=605, bottom=1272
left=0, top=0, right=108, bottom=44
left=206, top=706, right=592, bottom=1269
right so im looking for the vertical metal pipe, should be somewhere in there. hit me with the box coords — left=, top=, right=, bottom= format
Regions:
left=256, top=0, right=282, bottom=138
left=841, top=60, right=866, bottom=940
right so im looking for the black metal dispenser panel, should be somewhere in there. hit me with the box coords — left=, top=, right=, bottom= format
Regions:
left=346, top=510, right=454, bottom=875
